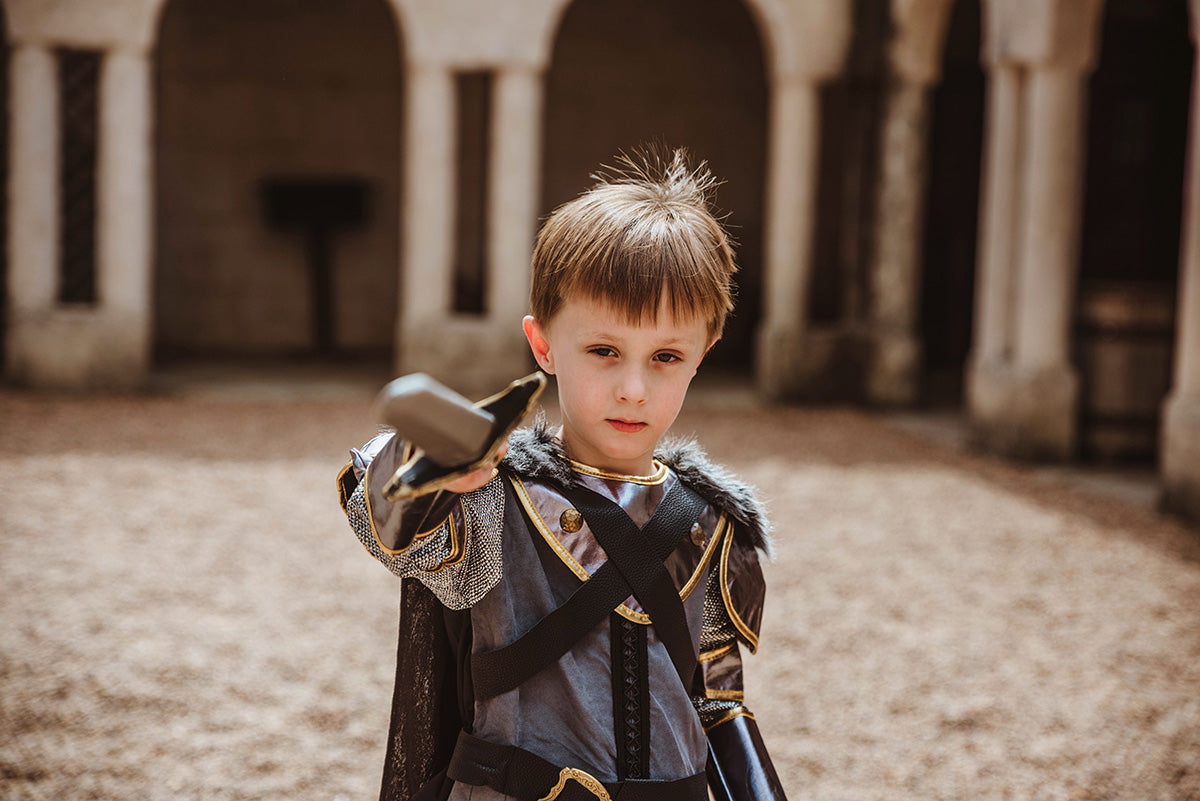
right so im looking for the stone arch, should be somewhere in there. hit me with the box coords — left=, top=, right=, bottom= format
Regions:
left=919, top=0, right=985, bottom=405
left=153, top=0, right=405, bottom=363
left=1075, top=0, right=1193, bottom=462
left=541, top=0, right=769, bottom=369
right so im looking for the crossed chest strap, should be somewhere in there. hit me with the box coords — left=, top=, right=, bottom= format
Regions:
left=469, top=479, right=709, bottom=701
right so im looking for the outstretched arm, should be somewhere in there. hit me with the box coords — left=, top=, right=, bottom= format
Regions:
left=338, top=432, right=505, bottom=610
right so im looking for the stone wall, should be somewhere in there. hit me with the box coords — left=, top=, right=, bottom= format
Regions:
left=154, top=0, right=402, bottom=358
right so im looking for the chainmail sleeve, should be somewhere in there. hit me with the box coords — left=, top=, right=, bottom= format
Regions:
left=693, top=520, right=770, bottom=731
left=341, top=434, right=506, bottom=610
left=694, top=558, right=751, bottom=729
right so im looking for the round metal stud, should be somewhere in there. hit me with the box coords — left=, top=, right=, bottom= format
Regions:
left=560, top=508, right=583, bottom=533
left=690, top=521, right=705, bottom=546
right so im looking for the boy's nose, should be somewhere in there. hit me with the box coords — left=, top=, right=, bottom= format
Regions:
left=617, top=368, right=648, bottom=405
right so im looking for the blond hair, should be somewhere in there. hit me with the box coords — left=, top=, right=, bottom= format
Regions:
left=531, top=148, right=737, bottom=341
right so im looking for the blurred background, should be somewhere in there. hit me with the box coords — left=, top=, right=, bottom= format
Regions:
left=3, top=3, right=1200, bottom=799
left=4, top=0, right=1199, bottom=521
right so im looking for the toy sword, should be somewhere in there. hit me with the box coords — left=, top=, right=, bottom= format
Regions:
left=372, top=371, right=547, bottom=501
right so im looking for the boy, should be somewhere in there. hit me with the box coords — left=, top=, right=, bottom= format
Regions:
left=338, top=150, right=787, bottom=801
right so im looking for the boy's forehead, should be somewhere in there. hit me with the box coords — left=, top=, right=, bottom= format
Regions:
left=555, top=295, right=708, bottom=338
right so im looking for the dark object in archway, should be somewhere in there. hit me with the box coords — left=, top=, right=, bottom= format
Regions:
left=261, top=177, right=371, bottom=356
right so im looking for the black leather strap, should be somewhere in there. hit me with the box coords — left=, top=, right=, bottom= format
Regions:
left=561, top=483, right=705, bottom=691
left=448, top=730, right=708, bottom=801
left=470, top=480, right=706, bottom=701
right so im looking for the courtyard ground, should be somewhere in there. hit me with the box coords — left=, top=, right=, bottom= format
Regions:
left=2, top=371, right=1199, bottom=801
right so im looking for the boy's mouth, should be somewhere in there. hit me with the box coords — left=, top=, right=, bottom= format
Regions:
left=606, top=419, right=648, bottom=433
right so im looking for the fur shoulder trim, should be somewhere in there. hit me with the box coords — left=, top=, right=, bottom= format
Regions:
left=502, top=418, right=772, bottom=555
left=655, top=436, right=772, bottom=555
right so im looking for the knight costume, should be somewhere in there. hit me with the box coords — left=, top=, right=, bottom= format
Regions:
left=338, top=421, right=787, bottom=801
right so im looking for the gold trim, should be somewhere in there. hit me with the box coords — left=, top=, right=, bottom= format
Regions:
left=678, top=514, right=726, bottom=600
left=704, top=688, right=745, bottom=702
left=568, top=458, right=668, bottom=485
left=444, top=510, right=467, bottom=568
left=336, top=462, right=355, bottom=513
left=538, top=767, right=612, bottom=801
left=703, top=706, right=755, bottom=733
left=719, top=527, right=760, bottom=653
left=367, top=456, right=453, bottom=557
left=698, top=641, right=735, bottom=664
left=509, top=476, right=715, bottom=626
left=510, top=476, right=591, bottom=582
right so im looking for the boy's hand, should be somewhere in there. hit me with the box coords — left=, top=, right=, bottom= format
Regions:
left=444, top=443, right=507, bottom=494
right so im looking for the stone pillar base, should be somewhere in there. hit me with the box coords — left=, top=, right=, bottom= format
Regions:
left=6, top=308, right=151, bottom=390
left=866, top=330, right=921, bottom=406
left=755, top=323, right=870, bottom=402
left=1161, top=394, right=1200, bottom=524
left=397, top=317, right=534, bottom=397
left=967, top=357, right=1079, bottom=461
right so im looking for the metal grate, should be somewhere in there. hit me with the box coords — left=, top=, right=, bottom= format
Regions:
left=58, top=48, right=100, bottom=305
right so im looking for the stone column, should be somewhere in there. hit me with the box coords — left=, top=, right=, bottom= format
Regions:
left=482, top=65, right=541, bottom=374
left=1003, top=67, right=1087, bottom=456
left=966, top=64, right=1021, bottom=425
left=966, top=0, right=1103, bottom=460
left=865, top=0, right=955, bottom=405
left=396, top=63, right=457, bottom=377
left=96, top=47, right=154, bottom=380
left=756, top=76, right=823, bottom=399
left=1161, top=1, right=1200, bottom=522
left=5, top=44, right=59, bottom=378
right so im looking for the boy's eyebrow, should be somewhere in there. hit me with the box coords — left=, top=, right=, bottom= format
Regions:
left=580, top=329, right=696, bottom=349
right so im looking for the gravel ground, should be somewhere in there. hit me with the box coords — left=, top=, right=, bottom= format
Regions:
left=2, top=381, right=1200, bottom=801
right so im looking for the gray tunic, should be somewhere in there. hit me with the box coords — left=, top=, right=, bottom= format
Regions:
left=341, top=431, right=762, bottom=801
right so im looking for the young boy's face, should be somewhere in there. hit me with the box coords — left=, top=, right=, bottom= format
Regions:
left=523, top=296, right=713, bottom=476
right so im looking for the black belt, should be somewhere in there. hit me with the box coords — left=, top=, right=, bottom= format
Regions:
left=447, top=731, right=708, bottom=801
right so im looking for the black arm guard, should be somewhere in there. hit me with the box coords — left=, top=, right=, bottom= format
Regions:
left=706, top=713, right=789, bottom=801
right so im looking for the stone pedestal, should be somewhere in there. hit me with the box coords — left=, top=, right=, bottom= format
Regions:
left=1162, top=397, right=1200, bottom=522
left=968, top=359, right=1079, bottom=460
left=399, top=316, right=532, bottom=396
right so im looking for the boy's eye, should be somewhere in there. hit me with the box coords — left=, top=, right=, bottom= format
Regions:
left=589, top=347, right=616, bottom=358
left=653, top=352, right=682, bottom=364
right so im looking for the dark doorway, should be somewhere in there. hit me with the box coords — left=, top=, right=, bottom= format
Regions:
left=1075, top=0, right=1192, bottom=462
left=542, top=0, right=768, bottom=369
left=155, top=0, right=403, bottom=364
left=919, top=0, right=984, bottom=407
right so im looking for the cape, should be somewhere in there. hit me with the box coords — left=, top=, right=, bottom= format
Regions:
left=378, top=421, right=772, bottom=801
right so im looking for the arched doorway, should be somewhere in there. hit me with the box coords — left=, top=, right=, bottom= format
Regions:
left=1075, top=0, right=1192, bottom=462
left=541, top=0, right=768, bottom=370
left=154, top=0, right=403, bottom=364
left=919, top=0, right=985, bottom=406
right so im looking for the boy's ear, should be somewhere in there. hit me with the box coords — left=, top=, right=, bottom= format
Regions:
left=523, top=315, right=555, bottom=374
